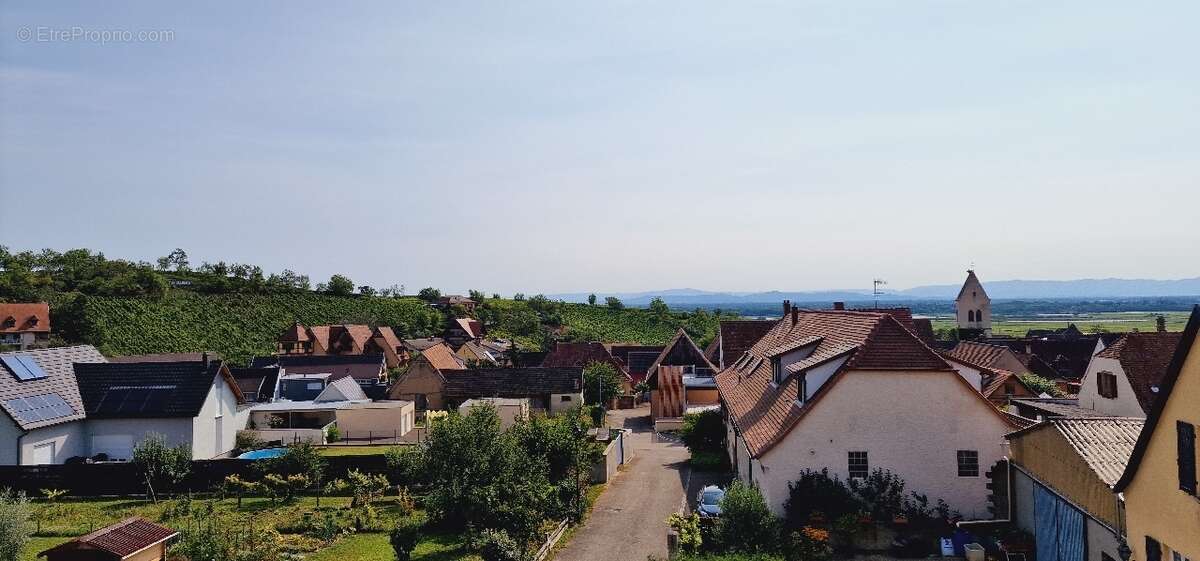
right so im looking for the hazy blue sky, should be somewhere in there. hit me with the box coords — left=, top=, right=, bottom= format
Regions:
left=2, top=2, right=1197, bottom=295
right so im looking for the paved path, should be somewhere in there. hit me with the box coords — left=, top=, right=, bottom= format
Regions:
left=556, top=407, right=691, bottom=561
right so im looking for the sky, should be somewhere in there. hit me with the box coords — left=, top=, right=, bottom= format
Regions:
left=2, top=1, right=1198, bottom=295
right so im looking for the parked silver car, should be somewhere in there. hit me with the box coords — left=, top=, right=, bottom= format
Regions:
left=696, top=485, right=725, bottom=518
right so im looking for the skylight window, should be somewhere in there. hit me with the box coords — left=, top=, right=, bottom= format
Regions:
left=1, top=355, right=48, bottom=381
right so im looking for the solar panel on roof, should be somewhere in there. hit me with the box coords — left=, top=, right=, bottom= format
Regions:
left=14, top=355, right=47, bottom=380
left=3, top=393, right=74, bottom=424
left=1, top=355, right=39, bottom=381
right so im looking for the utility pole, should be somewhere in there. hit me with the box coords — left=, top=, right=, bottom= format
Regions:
left=873, top=278, right=888, bottom=309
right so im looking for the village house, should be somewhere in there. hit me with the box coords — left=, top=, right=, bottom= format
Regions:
left=940, top=353, right=1038, bottom=407
left=715, top=305, right=1021, bottom=518
left=442, top=317, right=483, bottom=349
left=542, top=341, right=632, bottom=388
left=1077, top=330, right=1182, bottom=418
left=457, top=338, right=513, bottom=367
left=1114, top=305, right=1200, bottom=561
left=1006, top=417, right=1143, bottom=561
left=274, top=322, right=409, bottom=367
left=437, top=295, right=478, bottom=313
left=0, top=345, right=106, bottom=465
left=647, top=329, right=720, bottom=423
left=441, top=367, right=583, bottom=415
left=251, top=353, right=387, bottom=387
left=73, top=356, right=249, bottom=460
left=0, top=302, right=51, bottom=350
left=39, top=517, right=178, bottom=561
left=246, top=373, right=414, bottom=444
left=386, top=342, right=466, bottom=413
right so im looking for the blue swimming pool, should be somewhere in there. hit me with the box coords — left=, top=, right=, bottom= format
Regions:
left=237, top=447, right=287, bottom=460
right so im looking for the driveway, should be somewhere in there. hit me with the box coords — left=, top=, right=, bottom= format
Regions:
left=555, top=406, right=691, bottom=561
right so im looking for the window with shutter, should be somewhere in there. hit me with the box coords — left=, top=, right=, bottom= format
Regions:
left=1177, top=421, right=1197, bottom=495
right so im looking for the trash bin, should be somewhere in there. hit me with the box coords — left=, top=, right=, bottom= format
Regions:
left=964, top=543, right=986, bottom=561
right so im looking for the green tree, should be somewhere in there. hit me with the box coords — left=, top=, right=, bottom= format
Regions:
left=510, top=409, right=600, bottom=520
left=718, top=482, right=780, bottom=553
left=469, top=289, right=486, bottom=302
left=587, top=293, right=597, bottom=306
left=390, top=514, right=425, bottom=561
left=131, top=434, right=192, bottom=502
left=418, top=287, right=442, bottom=302
left=605, top=296, right=624, bottom=310
left=1019, top=373, right=1062, bottom=397
left=649, top=297, right=670, bottom=318
left=358, top=285, right=376, bottom=297
left=583, top=361, right=624, bottom=405
left=680, top=409, right=726, bottom=456
left=0, top=489, right=33, bottom=561
left=326, top=274, right=355, bottom=296
left=421, top=405, right=549, bottom=544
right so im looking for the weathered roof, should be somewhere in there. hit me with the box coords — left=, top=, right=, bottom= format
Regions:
left=1094, top=331, right=1183, bottom=413
left=1008, top=417, right=1145, bottom=487
left=422, top=343, right=466, bottom=371
left=443, top=367, right=583, bottom=398
left=75, top=359, right=241, bottom=418
left=1115, top=305, right=1200, bottom=492
left=454, top=318, right=483, bottom=339
left=315, top=374, right=368, bottom=402
left=251, top=354, right=385, bottom=382
left=946, top=341, right=1016, bottom=371
left=0, top=302, right=50, bottom=333
left=980, top=368, right=1035, bottom=400
left=39, top=517, right=177, bottom=559
left=1011, top=398, right=1114, bottom=419
left=0, top=345, right=104, bottom=430
left=646, top=329, right=715, bottom=381
left=277, top=321, right=311, bottom=343
left=542, top=342, right=628, bottom=376
left=715, top=310, right=963, bottom=457
left=110, top=352, right=217, bottom=363
left=402, top=337, right=445, bottom=351
left=708, top=320, right=775, bottom=368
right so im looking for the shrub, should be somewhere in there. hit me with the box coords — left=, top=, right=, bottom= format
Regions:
left=718, top=482, right=779, bottom=554
left=326, top=425, right=340, bottom=442
left=667, top=512, right=703, bottom=554
left=475, top=528, right=525, bottom=561
left=390, top=514, right=426, bottom=561
left=783, top=469, right=861, bottom=526
left=235, top=431, right=263, bottom=452
left=681, top=410, right=726, bottom=457
left=1018, top=373, right=1061, bottom=397
left=847, top=469, right=908, bottom=520
left=222, top=474, right=259, bottom=508
left=262, top=442, right=326, bottom=483
left=785, top=527, right=832, bottom=561
left=262, top=473, right=310, bottom=503
left=131, top=433, right=192, bottom=502
left=0, top=489, right=33, bottom=561
left=346, top=469, right=389, bottom=509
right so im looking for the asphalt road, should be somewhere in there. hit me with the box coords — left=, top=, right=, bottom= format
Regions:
left=555, top=407, right=691, bottom=561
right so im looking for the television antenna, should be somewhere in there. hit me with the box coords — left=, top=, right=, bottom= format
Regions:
left=872, top=279, right=888, bottom=309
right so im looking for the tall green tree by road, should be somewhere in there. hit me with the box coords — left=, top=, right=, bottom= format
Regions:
left=583, top=360, right=624, bottom=405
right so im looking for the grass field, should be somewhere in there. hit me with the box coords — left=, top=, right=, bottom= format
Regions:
left=17, top=494, right=478, bottom=561
left=929, top=311, right=1191, bottom=337
left=318, top=444, right=405, bottom=456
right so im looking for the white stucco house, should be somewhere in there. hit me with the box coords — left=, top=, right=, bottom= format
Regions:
left=246, top=373, right=415, bottom=444
left=1077, top=331, right=1183, bottom=417
left=74, top=356, right=250, bottom=460
left=716, top=307, right=1021, bottom=519
left=0, top=345, right=107, bottom=465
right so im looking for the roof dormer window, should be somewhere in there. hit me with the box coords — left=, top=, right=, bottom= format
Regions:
left=772, top=357, right=783, bottom=385
left=2, top=317, right=14, bottom=328
left=28, top=317, right=38, bottom=327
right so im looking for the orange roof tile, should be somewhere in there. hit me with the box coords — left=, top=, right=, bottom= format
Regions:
left=0, top=302, right=49, bottom=333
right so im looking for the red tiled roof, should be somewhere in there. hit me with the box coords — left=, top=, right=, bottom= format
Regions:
left=0, top=302, right=49, bottom=333
left=40, top=517, right=177, bottom=558
left=946, top=341, right=1014, bottom=370
left=373, top=326, right=403, bottom=352
left=716, top=311, right=961, bottom=457
left=980, top=368, right=1034, bottom=400
left=1094, top=331, right=1183, bottom=413
left=455, top=318, right=483, bottom=339
left=542, top=342, right=629, bottom=378
left=338, top=325, right=374, bottom=352
left=422, top=343, right=466, bottom=371
left=277, top=321, right=311, bottom=343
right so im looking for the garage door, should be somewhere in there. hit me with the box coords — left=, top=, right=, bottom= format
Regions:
left=92, top=434, right=133, bottom=460
left=1034, top=483, right=1085, bottom=561
left=31, top=442, right=55, bottom=465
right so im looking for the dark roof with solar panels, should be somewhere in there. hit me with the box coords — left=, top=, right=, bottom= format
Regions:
left=0, top=345, right=105, bottom=430
left=74, top=358, right=230, bottom=418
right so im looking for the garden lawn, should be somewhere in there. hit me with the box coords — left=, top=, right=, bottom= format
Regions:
left=21, top=537, right=70, bottom=561
left=306, top=532, right=480, bottom=561
left=318, top=444, right=405, bottom=456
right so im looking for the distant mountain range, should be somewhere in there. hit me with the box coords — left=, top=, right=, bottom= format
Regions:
left=548, top=277, right=1200, bottom=306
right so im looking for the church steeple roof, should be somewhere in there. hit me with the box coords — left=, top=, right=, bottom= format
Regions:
left=955, top=269, right=989, bottom=301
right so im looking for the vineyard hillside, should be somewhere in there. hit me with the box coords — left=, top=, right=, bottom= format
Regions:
left=53, top=292, right=728, bottom=365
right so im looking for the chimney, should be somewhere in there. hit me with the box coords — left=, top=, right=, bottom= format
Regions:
left=833, top=301, right=845, bottom=311
left=791, top=306, right=799, bottom=325
left=1157, top=315, right=1167, bottom=333
left=782, top=300, right=791, bottom=316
